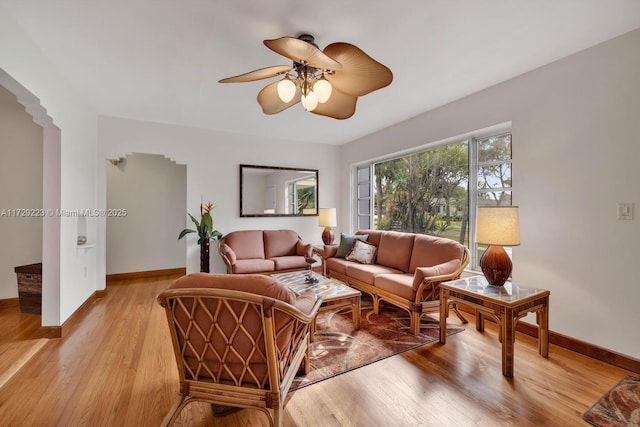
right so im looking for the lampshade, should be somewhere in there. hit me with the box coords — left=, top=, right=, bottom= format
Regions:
left=318, top=208, right=337, bottom=227
left=476, top=206, right=520, bottom=246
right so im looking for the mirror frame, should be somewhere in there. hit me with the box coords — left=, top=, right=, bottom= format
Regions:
left=239, top=164, right=319, bottom=217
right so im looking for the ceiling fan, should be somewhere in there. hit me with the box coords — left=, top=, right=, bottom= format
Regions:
left=218, top=34, right=393, bottom=119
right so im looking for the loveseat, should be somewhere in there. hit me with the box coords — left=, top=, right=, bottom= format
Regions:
left=218, top=229, right=313, bottom=274
left=322, top=229, right=470, bottom=334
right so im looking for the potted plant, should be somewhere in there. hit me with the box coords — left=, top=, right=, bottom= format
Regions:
left=178, top=201, right=222, bottom=273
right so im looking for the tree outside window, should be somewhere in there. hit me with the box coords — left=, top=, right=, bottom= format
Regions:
left=360, top=132, right=512, bottom=269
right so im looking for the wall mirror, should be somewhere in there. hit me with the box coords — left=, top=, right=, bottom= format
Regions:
left=240, top=164, right=319, bottom=217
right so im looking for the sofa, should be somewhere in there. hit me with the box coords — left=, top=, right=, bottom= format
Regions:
left=322, top=229, right=470, bottom=334
left=218, top=229, right=313, bottom=274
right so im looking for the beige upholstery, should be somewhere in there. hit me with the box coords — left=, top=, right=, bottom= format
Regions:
left=323, top=230, right=470, bottom=334
left=218, top=230, right=313, bottom=274
left=157, top=273, right=321, bottom=427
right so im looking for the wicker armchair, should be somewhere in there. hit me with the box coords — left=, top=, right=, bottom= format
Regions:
left=157, top=273, right=321, bottom=427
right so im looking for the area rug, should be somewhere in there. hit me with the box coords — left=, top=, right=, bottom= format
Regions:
left=290, top=296, right=464, bottom=390
left=582, top=375, right=640, bottom=427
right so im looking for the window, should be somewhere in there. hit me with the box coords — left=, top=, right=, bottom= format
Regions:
left=287, top=175, right=316, bottom=214
left=354, top=131, right=512, bottom=270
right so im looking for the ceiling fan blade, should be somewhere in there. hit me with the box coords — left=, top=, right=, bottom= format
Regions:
left=257, top=80, right=301, bottom=114
left=311, top=86, right=358, bottom=120
left=322, top=43, right=393, bottom=96
left=264, top=37, right=342, bottom=70
left=218, top=65, right=292, bottom=83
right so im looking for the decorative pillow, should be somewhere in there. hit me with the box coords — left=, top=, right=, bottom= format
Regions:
left=336, top=233, right=368, bottom=258
left=345, top=239, right=377, bottom=264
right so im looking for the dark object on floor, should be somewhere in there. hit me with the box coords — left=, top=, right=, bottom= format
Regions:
left=15, top=263, right=42, bottom=315
left=211, top=404, right=242, bottom=417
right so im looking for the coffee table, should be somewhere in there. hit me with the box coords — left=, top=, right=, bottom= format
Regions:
left=271, top=271, right=361, bottom=338
left=439, top=275, right=550, bottom=377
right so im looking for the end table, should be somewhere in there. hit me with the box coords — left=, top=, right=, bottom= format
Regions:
left=439, top=275, right=550, bottom=377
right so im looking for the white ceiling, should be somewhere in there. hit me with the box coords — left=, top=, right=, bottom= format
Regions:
left=1, top=0, right=640, bottom=145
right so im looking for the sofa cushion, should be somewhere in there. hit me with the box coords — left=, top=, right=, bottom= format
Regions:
left=357, top=229, right=382, bottom=246
left=374, top=273, right=415, bottom=301
left=168, top=272, right=296, bottom=304
left=264, top=229, right=299, bottom=259
left=345, top=263, right=403, bottom=285
left=233, top=259, right=275, bottom=274
left=345, top=239, right=377, bottom=264
left=225, top=230, right=265, bottom=260
left=335, top=233, right=368, bottom=258
left=271, top=255, right=310, bottom=271
left=409, top=234, right=464, bottom=272
left=411, top=259, right=462, bottom=289
left=326, top=257, right=351, bottom=275
left=376, top=231, right=415, bottom=273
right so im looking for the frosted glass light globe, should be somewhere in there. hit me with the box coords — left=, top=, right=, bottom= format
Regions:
left=301, top=91, right=318, bottom=111
left=313, top=79, right=332, bottom=103
left=277, top=78, right=296, bottom=103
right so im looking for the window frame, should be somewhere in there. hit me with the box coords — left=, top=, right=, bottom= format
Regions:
left=352, top=129, right=512, bottom=271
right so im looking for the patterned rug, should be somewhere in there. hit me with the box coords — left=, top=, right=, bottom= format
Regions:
left=290, top=296, right=464, bottom=390
left=582, top=375, right=640, bottom=426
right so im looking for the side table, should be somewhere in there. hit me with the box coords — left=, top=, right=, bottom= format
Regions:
left=439, top=275, right=550, bottom=377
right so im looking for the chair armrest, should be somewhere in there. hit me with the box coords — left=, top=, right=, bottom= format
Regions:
left=217, top=241, right=236, bottom=274
left=412, top=258, right=466, bottom=302
left=296, top=240, right=313, bottom=258
left=322, top=245, right=338, bottom=259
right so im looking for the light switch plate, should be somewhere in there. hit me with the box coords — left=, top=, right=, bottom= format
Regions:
left=617, top=202, right=634, bottom=220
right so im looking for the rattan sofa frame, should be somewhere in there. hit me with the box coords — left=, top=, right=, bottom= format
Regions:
left=327, top=247, right=470, bottom=335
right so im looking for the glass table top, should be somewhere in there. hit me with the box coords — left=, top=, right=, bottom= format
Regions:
left=271, top=271, right=360, bottom=300
left=442, top=275, right=548, bottom=303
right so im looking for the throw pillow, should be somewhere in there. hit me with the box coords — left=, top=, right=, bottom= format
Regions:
left=336, top=233, right=369, bottom=258
left=345, top=239, right=377, bottom=264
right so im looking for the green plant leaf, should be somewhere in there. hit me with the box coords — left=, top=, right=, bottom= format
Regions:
left=178, top=229, right=196, bottom=240
left=188, top=213, right=201, bottom=232
left=201, top=212, right=213, bottom=236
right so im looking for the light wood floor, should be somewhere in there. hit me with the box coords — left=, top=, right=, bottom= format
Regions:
left=0, top=274, right=632, bottom=426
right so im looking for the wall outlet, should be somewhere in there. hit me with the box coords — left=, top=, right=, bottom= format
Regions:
left=617, top=202, right=634, bottom=220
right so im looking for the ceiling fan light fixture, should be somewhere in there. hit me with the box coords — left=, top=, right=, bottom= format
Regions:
left=313, top=78, right=332, bottom=103
left=301, top=91, right=318, bottom=111
left=276, top=77, right=296, bottom=103
left=220, top=33, right=393, bottom=119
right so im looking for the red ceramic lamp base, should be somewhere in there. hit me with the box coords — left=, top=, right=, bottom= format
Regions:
left=480, top=245, right=512, bottom=286
left=321, top=227, right=334, bottom=245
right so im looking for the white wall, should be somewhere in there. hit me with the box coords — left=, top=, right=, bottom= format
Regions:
left=0, top=7, right=99, bottom=326
left=98, top=117, right=341, bottom=275
left=341, top=29, right=640, bottom=359
left=105, top=153, right=186, bottom=274
left=0, top=85, right=43, bottom=299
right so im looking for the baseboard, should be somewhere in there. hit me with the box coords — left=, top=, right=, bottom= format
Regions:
left=35, top=269, right=184, bottom=339
left=106, top=267, right=186, bottom=283
left=0, top=298, right=19, bottom=309
left=457, top=305, right=640, bottom=374
left=37, top=289, right=103, bottom=339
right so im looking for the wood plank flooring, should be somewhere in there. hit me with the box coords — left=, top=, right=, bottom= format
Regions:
left=0, top=274, right=632, bottom=426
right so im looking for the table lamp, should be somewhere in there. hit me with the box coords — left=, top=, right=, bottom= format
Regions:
left=318, top=207, right=337, bottom=245
left=476, top=206, right=520, bottom=286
